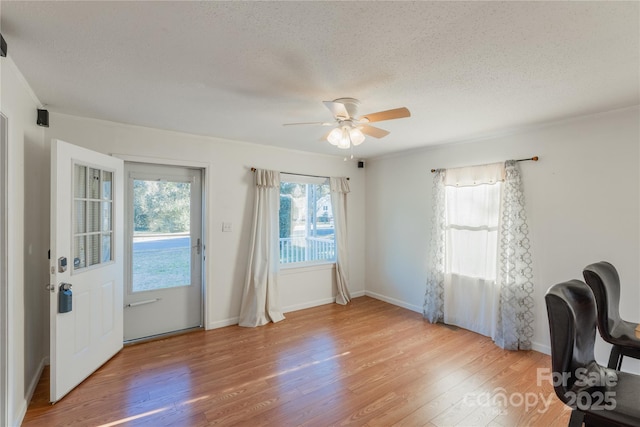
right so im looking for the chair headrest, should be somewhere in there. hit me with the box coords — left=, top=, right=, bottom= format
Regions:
left=583, top=261, right=621, bottom=327
left=545, top=280, right=598, bottom=400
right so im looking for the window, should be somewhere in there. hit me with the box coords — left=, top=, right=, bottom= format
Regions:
left=73, top=164, right=114, bottom=270
left=442, top=164, right=504, bottom=337
left=279, top=174, right=335, bottom=265
left=445, top=183, right=501, bottom=281
left=131, top=178, right=192, bottom=292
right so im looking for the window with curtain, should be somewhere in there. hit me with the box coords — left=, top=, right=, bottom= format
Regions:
left=279, top=174, right=335, bottom=265
left=443, top=164, right=503, bottom=337
left=424, top=161, right=534, bottom=350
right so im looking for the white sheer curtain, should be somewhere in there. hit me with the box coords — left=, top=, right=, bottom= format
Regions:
left=443, top=163, right=503, bottom=337
left=423, top=161, right=534, bottom=350
left=239, top=169, right=285, bottom=327
left=330, top=177, right=351, bottom=305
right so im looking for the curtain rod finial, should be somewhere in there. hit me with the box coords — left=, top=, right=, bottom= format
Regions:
left=532, top=156, right=539, bottom=161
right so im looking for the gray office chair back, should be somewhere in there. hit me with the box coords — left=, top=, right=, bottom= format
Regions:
left=583, top=261, right=640, bottom=370
left=583, top=261, right=622, bottom=342
left=545, top=280, right=609, bottom=401
left=544, top=279, right=640, bottom=427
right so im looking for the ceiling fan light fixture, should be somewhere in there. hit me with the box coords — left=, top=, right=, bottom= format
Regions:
left=327, top=126, right=353, bottom=149
left=350, top=128, right=365, bottom=146
left=337, top=128, right=351, bottom=149
left=327, top=127, right=343, bottom=146
left=286, top=98, right=410, bottom=150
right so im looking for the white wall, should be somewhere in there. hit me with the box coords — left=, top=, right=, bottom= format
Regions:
left=44, top=113, right=366, bottom=330
left=0, top=57, right=48, bottom=426
left=365, top=106, right=640, bottom=367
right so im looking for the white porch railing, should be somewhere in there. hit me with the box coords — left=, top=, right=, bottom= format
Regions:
left=280, top=237, right=335, bottom=264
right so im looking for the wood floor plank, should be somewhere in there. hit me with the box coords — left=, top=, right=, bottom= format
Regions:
left=23, top=296, right=569, bottom=426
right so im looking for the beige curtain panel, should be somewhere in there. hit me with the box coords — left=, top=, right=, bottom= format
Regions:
left=330, top=177, right=351, bottom=305
left=239, top=169, right=285, bottom=327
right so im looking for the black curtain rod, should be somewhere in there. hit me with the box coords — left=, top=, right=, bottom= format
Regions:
left=250, top=167, right=349, bottom=180
left=430, top=156, right=539, bottom=173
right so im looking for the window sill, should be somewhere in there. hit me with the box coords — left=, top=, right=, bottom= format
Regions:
left=279, top=262, right=336, bottom=275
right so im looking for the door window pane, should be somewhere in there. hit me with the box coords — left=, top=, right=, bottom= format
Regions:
left=102, top=202, right=112, bottom=231
left=88, top=168, right=101, bottom=199
left=131, top=179, right=191, bottom=292
left=73, top=163, right=114, bottom=271
left=87, top=201, right=100, bottom=233
left=87, top=234, right=100, bottom=266
left=74, top=165, right=86, bottom=198
left=102, top=171, right=112, bottom=200
left=75, top=201, right=85, bottom=234
left=101, top=233, right=112, bottom=263
left=74, top=235, right=86, bottom=269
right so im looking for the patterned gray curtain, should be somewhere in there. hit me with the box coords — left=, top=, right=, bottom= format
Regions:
left=494, top=160, right=534, bottom=350
left=423, top=169, right=446, bottom=323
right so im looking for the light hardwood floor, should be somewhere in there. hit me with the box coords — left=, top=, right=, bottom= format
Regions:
left=23, top=296, right=570, bottom=426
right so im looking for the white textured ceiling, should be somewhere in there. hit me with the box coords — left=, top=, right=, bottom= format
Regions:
left=2, top=1, right=638, bottom=159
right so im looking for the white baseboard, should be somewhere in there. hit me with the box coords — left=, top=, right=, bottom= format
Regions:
left=283, top=297, right=335, bottom=313
left=14, top=357, right=46, bottom=427
left=532, top=341, right=550, bottom=355
left=283, top=290, right=367, bottom=313
left=206, top=317, right=239, bottom=330
left=26, top=358, right=46, bottom=403
left=365, top=291, right=423, bottom=314
left=206, top=291, right=368, bottom=330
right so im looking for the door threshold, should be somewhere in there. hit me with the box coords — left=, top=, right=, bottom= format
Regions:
left=124, top=326, right=204, bottom=346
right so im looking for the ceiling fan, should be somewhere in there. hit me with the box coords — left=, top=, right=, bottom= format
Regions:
left=284, top=98, right=411, bottom=149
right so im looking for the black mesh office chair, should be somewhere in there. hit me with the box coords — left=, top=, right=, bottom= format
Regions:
left=545, top=280, right=640, bottom=427
left=583, top=261, right=640, bottom=370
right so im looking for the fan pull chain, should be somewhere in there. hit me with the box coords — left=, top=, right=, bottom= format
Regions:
left=344, top=144, right=355, bottom=161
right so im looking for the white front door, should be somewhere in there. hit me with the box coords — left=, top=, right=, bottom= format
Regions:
left=49, top=140, right=124, bottom=403
left=123, top=163, right=203, bottom=341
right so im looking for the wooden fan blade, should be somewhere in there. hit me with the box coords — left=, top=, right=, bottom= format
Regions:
left=323, top=101, right=350, bottom=120
left=360, top=124, right=390, bottom=139
left=283, top=122, right=333, bottom=126
left=359, top=107, right=410, bottom=123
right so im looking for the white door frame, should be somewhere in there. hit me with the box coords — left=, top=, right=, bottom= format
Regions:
left=113, top=154, right=209, bottom=331
left=0, top=113, right=8, bottom=427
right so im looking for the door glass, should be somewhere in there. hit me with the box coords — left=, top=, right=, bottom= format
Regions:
left=102, top=170, right=112, bottom=199
left=73, top=163, right=114, bottom=271
left=132, top=179, right=191, bottom=292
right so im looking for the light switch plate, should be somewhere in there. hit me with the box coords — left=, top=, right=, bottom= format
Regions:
left=222, top=222, right=232, bottom=232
